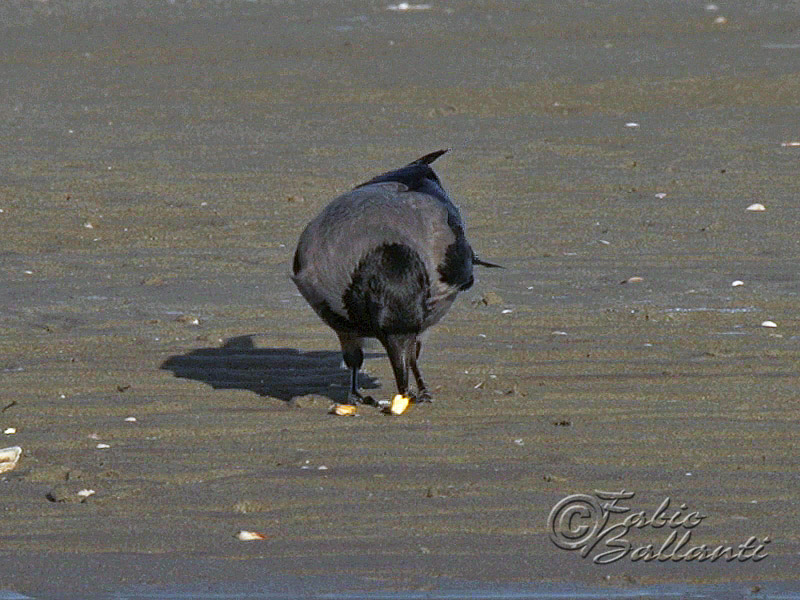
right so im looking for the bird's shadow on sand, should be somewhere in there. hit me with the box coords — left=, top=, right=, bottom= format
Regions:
left=160, top=334, right=380, bottom=404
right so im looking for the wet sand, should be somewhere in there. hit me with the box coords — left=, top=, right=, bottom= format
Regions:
left=1, top=1, right=800, bottom=598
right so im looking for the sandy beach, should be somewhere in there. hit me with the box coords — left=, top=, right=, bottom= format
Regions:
left=1, top=1, right=799, bottom=598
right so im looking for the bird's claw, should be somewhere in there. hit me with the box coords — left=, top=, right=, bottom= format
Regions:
left=347, top=392, right=375, bottom=406
left=412, top=390, right=433, bottom=403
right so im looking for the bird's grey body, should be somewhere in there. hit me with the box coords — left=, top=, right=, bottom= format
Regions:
left=291, top=150, right=499, bottom=405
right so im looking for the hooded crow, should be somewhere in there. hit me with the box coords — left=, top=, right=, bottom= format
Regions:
left=291, top=149, right=500, bottom=407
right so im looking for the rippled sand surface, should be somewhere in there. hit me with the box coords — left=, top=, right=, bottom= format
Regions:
left=1, top=1, right=799, bottom=597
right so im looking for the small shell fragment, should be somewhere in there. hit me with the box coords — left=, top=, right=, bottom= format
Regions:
left=235, top=530, right=266, bottom=541
left=780, top=142, right=800, bottom=147
left=731, top=280, right=744, bottom=287
left=77, top=489, right=96, bottom=498
left=623, top=276, right=644, bottom=284
left=386, top=2, right=431, bottom=10
left=387, top=394, right=410, bottom=415
left=761, top=321, right=777, bottom=328
left=175, top=314, right=200, bottom=325
left=124, top=416, right=137, bottom=422
left=3, top=427, right=16, bottom=435
left=0, top=446, right=22, bottom=474
left=329, top=403, right=357, bottom=416
left=96, top=443, right=110, bottom=449
left=746, top=203, right=765, bottom=212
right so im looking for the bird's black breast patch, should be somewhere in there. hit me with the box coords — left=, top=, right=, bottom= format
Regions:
left=437, top=239, right=474, bottom=291
left=343, top=243, right=430, bottom=336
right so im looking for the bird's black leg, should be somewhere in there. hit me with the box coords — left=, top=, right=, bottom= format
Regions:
left=338, top=333, right=373, bottom=405
left=410, top=340, right=432, bottom=403
left=381, top=333, right=417, bottom=399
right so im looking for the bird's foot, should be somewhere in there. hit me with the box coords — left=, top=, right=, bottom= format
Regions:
left=347, top=391, right=375, bottom=406
left=412, top=389, right=433, bottom=403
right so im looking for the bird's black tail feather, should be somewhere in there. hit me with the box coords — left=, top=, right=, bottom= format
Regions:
left=409, top=148, right=450, bottom=166
left=473, top=254, right=504, bottom=269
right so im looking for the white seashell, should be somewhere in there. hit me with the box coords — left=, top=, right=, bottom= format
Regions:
left=83, top=222, right=94, bottom=229
left=235, top=530, right=266, bottom=541
left=501, top=309, right=513, bottom=314
left=713, top=15, right=728, bottom=24
left=761, top=321, right=777, bottom=328
left=746, top=203, right=765, bottom=211
left=124, top=416, right=137, bottom=422
left=96, top=443, right=110, bottom=449
left=77, top=489, right=95, bottom=498
left=625, top=276, right=644, bottom=283
left=654, top=193, right=667, bottom=199
left=780, top=142, right=800, bottom=147
left=731, top=280, right=744, bottom=287
left=625, top=122, right=640, bottom=128
left=705, top=4, right=719, bottom=11
left=3, top=427, right=16, bottom=434
left=0, top=446, right=22, bottom=474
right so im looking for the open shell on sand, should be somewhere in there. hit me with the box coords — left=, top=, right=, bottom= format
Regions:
left=0, top=446, right=22, bottom=474
left=329, top=403, right=357, bottom=416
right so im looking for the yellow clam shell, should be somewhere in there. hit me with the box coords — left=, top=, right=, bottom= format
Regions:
left=389, top=394, right=410, bottom=415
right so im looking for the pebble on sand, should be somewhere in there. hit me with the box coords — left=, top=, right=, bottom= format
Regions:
left=746, top=203, right=765, bottom=211
left=731, top=280, right=744, bottom=287
left=761, top=321, right=777, bottom=328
